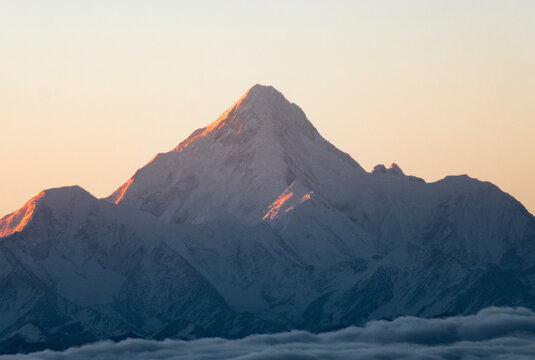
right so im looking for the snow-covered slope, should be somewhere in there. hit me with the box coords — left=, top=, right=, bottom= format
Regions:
left=107, top=84, right=365, bottom=224
left=0, top=186, right=277, bottom=353
left=1, top=84, right=534, bottom=354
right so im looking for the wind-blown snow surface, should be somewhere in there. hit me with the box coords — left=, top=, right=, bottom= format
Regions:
left=2, top=307, right=535, bottom=360
left=1, top=84, right=535, bottom=354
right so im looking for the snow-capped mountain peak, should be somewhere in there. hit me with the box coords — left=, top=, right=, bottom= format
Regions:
left=173, top=84, right=320, bottom=153
left=107, top=84, right=365, bottom=224
left=0, top=186, right=94, bottom=238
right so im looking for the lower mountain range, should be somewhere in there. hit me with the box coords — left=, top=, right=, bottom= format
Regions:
left=1, top=85, right=534, bottom=354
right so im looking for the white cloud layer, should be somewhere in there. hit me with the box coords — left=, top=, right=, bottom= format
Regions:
left=2, top=307, right=535, bottom=360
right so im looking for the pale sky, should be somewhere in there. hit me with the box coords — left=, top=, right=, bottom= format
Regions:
left=1, top=0, right=534, bottom=216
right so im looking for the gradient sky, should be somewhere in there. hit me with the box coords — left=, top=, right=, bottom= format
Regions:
left=1, top=0, right=534, bottom=216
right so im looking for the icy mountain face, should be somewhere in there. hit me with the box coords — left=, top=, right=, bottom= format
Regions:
left=1, top=183, right=533, bottom=354
left=1, top=84, right=535, bottom=354
left=108, top=84, right=364, bottom=224
left=0, top=187, right=98, bottom=238
left=0, top=187, right=278, bottom=353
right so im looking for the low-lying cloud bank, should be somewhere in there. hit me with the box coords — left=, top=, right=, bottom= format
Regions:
left=2, top=307, right=535, bottom=360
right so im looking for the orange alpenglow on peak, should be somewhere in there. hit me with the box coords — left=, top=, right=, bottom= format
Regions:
left=0, top=185, right=96, bottom=238
left=263, top=191, right=295, bottom=221
left=0, top=191, right=44, bottom=238
left=173, top=84, right=305, bottom=152
left=110, top=177, right=135, bottom=205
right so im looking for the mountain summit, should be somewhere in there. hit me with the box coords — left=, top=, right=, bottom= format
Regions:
left=108, top=84, right=364, bottom=224
left=174, top=84, right=314, bottom=152
left=0, top=186, right=95, bottom=238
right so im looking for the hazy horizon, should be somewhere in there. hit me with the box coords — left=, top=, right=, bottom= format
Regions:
left=1, top=0, right=534, bottom=216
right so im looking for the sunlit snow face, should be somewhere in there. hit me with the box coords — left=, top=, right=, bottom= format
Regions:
left=5, top=307, right=535, bottom=360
